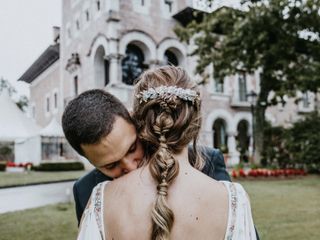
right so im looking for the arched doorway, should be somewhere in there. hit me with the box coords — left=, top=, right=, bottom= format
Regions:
left=237, top=120, right=250, bottom=163
left=94, top=46, right=109, bottom=88
left=121, top=44, right=147, bottom=85
left=212, top=118, right=228, bottom=153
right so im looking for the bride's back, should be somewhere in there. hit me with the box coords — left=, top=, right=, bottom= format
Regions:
left=103, top=165, right=229, bottom=240
left=103, top=66, right=229, bottom=240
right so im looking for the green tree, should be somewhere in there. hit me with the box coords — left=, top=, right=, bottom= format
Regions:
left=262, top=123, right=291, bottom=168
left=0, top=77, right=29, bottom=112
left=0, top=77, right=16, bottom=96
left=175, top=0, right=320, bottom=162
left=286, top=112, right=320, bottom=172
left=16, top=96, right=29, bottom=111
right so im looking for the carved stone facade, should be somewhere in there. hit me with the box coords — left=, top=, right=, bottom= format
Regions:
left=22, top=0, right=315, bottom=165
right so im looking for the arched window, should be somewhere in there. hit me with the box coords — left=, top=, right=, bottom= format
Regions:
left=237, top=120, right=250, bottom=162
left=122, top=44, right=146, bottom=85
left=96, top=0, right=101, bottom=11
left=164, top=49, right=178, bottom=66
left=94, top=46, right=109, bottom=87
left=238, top=72, right=247, bottom=102
left=212, top=119, right=228, bottom=152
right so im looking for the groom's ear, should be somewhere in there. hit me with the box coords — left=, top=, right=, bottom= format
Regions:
left=128, top=108, right=134, bottom=117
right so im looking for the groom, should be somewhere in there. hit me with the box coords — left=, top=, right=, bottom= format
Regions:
left=62, top=89, right=231, bottom=224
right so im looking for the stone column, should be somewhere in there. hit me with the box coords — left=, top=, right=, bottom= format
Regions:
left=248, top=135, right=254, bottom=157
left=227, top=131, right=240, bottom=166
left=117, top=54, right=125, bottom=84
left=105, top=53, right=120, bottom=85
left=105, top=1, right=120, bottom=84
left=105, top=53, right=129, bottom=103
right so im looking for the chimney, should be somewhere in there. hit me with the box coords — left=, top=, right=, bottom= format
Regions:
left=53, top=26, right=60, bottom=43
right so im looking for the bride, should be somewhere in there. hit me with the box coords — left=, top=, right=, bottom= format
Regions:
left=77, top=66, right=257, bottom=240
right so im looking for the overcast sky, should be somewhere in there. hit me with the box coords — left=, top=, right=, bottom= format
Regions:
left=0, top=0, right=61, bottom=97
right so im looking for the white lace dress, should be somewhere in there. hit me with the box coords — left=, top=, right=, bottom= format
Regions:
left=77, top=181, right=257, bottom=240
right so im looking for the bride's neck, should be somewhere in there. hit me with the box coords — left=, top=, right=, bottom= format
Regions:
left=171, top=146, right=192, bottom=170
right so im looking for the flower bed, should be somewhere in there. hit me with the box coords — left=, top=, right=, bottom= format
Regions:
left=5, top=162, right=33, bottom=173
left=232, top=168, right=307, bottom=179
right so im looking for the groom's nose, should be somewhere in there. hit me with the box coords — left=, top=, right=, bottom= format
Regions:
left=121, top=158, right=138, bottom=174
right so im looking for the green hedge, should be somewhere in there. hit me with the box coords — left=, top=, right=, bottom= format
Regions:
left=0, top=162, right=6, bottom=171
left=33, top=161, right=85, bottom=171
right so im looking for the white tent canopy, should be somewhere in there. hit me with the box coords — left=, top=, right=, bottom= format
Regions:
left=39, top=118, right=64, bottom=137
left=15, top=118, right=65, bottom=165
left=0, top=90, right=40, bottom=142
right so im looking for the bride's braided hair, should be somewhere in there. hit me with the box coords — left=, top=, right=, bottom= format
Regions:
left=133, top=66, right=204, bottom=240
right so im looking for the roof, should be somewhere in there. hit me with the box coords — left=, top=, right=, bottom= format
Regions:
left=39, top=118, right=64, bottom=137
left=173, top=2, right=243, bottom=27
left=18, top=44, right=60, bottom=83
left=173, top=7, right=204, bottom=26
left=0, top=90, right=40, bottom=142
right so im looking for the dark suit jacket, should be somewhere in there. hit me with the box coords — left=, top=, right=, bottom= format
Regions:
left=73, top=146, right=259, bottom=239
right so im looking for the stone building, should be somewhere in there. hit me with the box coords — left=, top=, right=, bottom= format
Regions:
left=19, top=0, right=315, bottom=165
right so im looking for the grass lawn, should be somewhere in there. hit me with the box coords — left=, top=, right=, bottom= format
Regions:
left=0, top=175, right=319, bottom=240
left=0, top=170, right=88, bottom=188
left=238, top=175, right=320, bottom=240
left=0, top=203, right=78, bottom=240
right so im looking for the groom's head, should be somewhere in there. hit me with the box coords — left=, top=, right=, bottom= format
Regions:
left=62, top=89, right=144, bottom=178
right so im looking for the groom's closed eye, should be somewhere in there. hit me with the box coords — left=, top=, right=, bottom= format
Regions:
left=128, top=138, right=137, bottom=153
left=104, top=161, right=120, bottom=170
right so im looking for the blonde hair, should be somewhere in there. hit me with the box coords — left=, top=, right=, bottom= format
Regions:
left=133, top=66, right=204, bottom=240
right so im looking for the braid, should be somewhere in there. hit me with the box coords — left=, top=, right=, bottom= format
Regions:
left=149, top=102, right=179, bottom=240
left=132, top=66, right=204, bottom=240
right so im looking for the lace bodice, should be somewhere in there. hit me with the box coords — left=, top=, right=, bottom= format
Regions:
left=77, top=181, right=108, bottom=240
left=222, top=181, right=257, bottom=240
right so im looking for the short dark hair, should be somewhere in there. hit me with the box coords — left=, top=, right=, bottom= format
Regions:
left=62, top=89, right=132, bottom=156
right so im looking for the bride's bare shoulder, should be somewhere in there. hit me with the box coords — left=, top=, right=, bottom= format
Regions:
left=186, top=168, right=229, bottom=201
left=104, top=168, right=149, bottom=200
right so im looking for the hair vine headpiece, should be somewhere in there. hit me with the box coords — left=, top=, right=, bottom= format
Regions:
left=136, top=86, right=200, bottom=104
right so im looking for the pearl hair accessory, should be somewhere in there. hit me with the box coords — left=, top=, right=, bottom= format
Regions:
left=136, top=85, right=200, bottom=104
